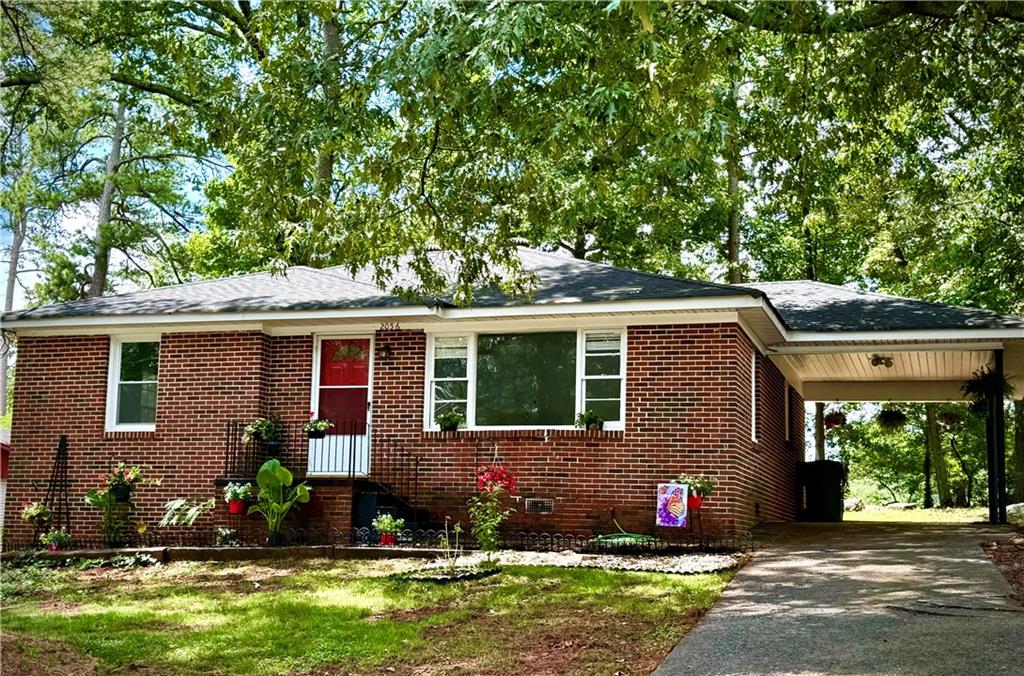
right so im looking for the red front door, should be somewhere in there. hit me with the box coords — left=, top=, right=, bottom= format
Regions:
left=309, top=338, right=371, bottom=474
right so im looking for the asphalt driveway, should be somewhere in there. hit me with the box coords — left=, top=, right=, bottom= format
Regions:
left=656, top=522, right=1023, bottom=675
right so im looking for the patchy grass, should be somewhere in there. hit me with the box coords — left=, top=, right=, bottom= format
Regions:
left=1, top=557, right=733, bottom=675
left=844, top=506, right=988, bottom=523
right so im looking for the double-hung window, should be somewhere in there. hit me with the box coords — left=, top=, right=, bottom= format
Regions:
left=426, top=329, right=626, bottom=430
left=106, top=337, right=160, bottom=431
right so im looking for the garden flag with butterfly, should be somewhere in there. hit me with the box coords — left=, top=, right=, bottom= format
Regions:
left=656, top=483, right=688, bottom=528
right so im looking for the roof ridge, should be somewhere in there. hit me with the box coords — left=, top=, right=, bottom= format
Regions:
left=519, top=247, right=762, bottom=298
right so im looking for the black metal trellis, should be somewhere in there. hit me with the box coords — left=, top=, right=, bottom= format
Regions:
left=35, top=435, right=72, bottom=541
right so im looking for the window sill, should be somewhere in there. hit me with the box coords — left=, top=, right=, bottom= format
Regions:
left=422, top=428, right=624, bottom=441
left=103, top=427, right=156, bottom=439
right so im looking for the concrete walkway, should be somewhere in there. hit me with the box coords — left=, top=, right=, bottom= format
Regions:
left=656, top=522, right=1023, bottom=675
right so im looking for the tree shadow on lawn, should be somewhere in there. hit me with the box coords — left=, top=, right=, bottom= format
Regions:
left=2, top=565, right=733, bottom=675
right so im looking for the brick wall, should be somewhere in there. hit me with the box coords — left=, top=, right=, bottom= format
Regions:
left=372, top=323, right=803, bottom=533
left=4, top=322, right=803, bottom=540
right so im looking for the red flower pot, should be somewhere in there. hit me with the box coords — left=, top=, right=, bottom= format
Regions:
left=687, top=495, right=704, bottom=510
left=47, top=543, right=61, bottom=552
left=228, top=499, right=246, bottom=514
left=380, top=533, right=397, bottom=546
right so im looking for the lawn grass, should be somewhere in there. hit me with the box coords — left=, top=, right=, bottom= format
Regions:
left=0, top=557, right=734, bottom=674
left=844, top=506, right=988, bottom=523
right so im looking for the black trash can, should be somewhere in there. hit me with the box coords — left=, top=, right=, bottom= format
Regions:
left=797, top=460, right=845, bottom=522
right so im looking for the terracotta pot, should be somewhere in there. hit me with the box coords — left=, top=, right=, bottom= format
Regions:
left=380, top=532, right=397, bottom=546
left=110, top=485, right=132, bottom=503
left=687, top=495, right=704, bottom=510
left=228, top=499, right=246, bottom=514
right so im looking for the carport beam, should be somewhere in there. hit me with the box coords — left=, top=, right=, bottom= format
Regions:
left=987, top=350, right=1007, bottom=524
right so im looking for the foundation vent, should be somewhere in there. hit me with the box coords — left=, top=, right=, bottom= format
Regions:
left=525, top=498, right=554, bottom=514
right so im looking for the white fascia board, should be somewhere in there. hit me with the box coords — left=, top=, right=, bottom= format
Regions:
left=1, top=305, right=440, bottom=331
left=769, top=341, right=1006, bottom=355
left=782, top=328, right=1024, bottom=343
left=3, top=295, right=766, bottom=333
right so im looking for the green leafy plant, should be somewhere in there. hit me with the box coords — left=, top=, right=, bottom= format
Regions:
left=302, top=417, right=334, bottom=433
left=248, top=458, right=311, bottom=536
left=876, top=407, right=908, bottom=430
left=575, top=409, right=605, bottom=430
left=105, top=462, right=157, bottom=492
left=83, top=489, right=129, bottom=546
left=675, top=473, right=716, bottom=497
left=371, top=513, right=406, bottom=534
left=20, top=502, right=51, bottom=525
left=243, top=415, right=286, bottom=444
left=435, top=410, right=465, bottom=432
left=467, top=491, right=512, bottom=560
left=438, top=517, right=464, bottom=574
left=39, top=528, right=73, bottom=549
left=961, top=366, right=1015, bottom=416
left=223, top=482, right=253, bottom=502
left=159, top=498, right=216, bottom=527
left=215, top=527, right=241, bottom=546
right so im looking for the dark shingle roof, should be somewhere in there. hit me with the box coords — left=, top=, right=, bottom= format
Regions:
left=743, top=281, right=1024, bottom=332
left=2, top=249, right=759, bottom=322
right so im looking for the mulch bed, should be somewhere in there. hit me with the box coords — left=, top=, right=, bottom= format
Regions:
left=981, top=527, right=1024, bottom=606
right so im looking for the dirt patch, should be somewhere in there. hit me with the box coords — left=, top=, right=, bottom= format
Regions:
left=981, top=528, right=1024, bottom=606
left=375, top=603, right=453, bottom=623
left=0, top=632, right=97, bottom=676
left=38, top=600, right=83, bottom=615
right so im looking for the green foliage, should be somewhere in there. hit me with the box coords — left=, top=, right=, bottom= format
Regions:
left=83, top=488, right=130, bottom=546
left=961, top=366, right=1016, bottom=416
left=467, top=488, right=513, bottom=558
left=575, top=410, right=605, bottom=429
left=434, top=409, right=465, bottom=431
left=247, top=459, right=311, bottom=534
left=223, top=482, right=253, bottom=502
left=675, top=474, right=715, bottom=497
left=243, top=415, right=285, bottom=443
left=39, top=527, right=73, bottom=548
left=370, top=513, right=405, bottom=535
left=158, top=497, right=215, bottom=527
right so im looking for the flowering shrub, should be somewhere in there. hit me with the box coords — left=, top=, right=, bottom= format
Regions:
left=475, top=464, right=518, bottom=495
left=21, top=502, right=51, bottom=525
left=105, top=463, right=157, bottom=492
left=469, top=464, right=517, bottom=559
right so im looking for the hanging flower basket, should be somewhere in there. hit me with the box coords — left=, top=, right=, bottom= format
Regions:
left=876, top=408, right=908, bottom=430
left=110, top=484, right=132, bottom=503
left=823, top=410, right=847, bottom=429
left=938, top=411, right=961, bottom=427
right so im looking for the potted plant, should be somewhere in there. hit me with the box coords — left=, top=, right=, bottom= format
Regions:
left=371, top=513, right=406, bottom=546
left=303, top=414, right=334, bottom=439
left=823, top=409, right=847, bottom=429
left=40, top=527, right=73, bottom=552
left=21, top=501, right=51, bottom=528
left=248, top=458, right=311, bottom=546
left=243, top=415, right=286, bottom=450
left=675, top=473, right=715, bottom=510
left=876, top=407, right=908, bottom=430
left=435, top=410, right=465, bottom=433
left=104, top=462, right=153, bottom=503
left=575, top=409, right=605, bottom=431
left=223, top=482, right=253, bottom=514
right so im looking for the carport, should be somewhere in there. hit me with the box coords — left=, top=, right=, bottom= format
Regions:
left=745, top=281, right=1024, bottom=524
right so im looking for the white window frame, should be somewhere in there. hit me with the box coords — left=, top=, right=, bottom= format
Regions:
left=424, top=328, right=627, bottom=431
left=105, top=335, right=160, bottom=432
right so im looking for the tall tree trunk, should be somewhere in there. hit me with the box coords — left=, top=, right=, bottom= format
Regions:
left=925, top=404, right=952, bottom=506
left=315, top=11, right=340, bottom=202
left=724, top=82, right=742, bottom=284
left=89, top=97, right=126, bottom=298
left=923, top=439, right=933, bottom=508
left=814, top=402, right=825, bottom=460
left=1, top=205, right=25, bottom=417
left=1014, top=400, right=1024, bottom=502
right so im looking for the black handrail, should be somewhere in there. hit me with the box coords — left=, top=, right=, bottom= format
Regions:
left=222, top=419, right=422, bottom=516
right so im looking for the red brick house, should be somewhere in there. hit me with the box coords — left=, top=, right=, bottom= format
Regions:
left=3, top=249, right=1023, bottom=543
